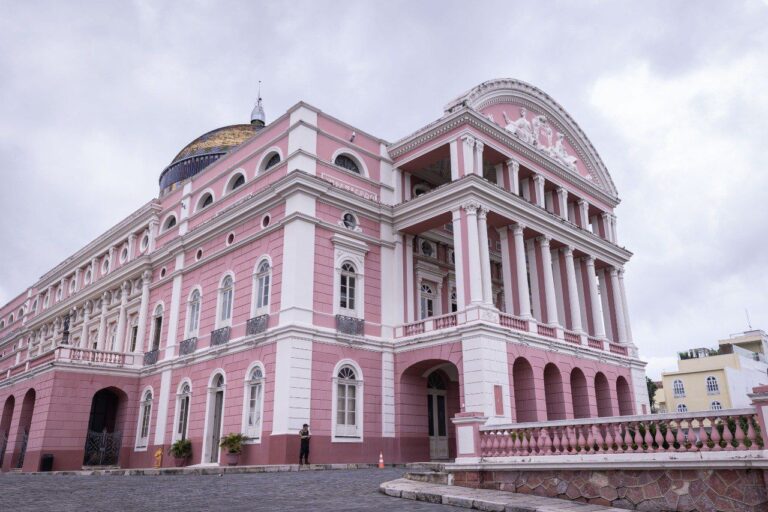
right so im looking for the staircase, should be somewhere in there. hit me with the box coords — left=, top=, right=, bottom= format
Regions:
left=404, top=461, right=449, bottom=485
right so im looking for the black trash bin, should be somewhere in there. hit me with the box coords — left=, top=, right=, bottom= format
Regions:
left=40, top=453, right=54, bottom=472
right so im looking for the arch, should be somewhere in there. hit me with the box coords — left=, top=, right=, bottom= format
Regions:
left=543, top=363, right=566, bottom=421
left=594, top=372, right=613, bottom=417
left=216, top=272, right=235, bottom=328
left=513, top=357, right=537, bottom=422
left=252, top=256, right=272, bottom=315
left=569, top=368, right=590, bottom=419
left=161, top=212, right=178, bottom=232
left=12, top=389, right=36, bottom=469
left=195, top=189, right=215, bottom=212
left=672, top=379, right=685, bottom=397
left=202, top=369, right=227, bottom=464
left=332, top=359, right=364, bottom=441
left=0, top=395, right=14, bottom=467
left=710, top=400, right=722, bottom=411
left=134, top=386, right=154, bottom=450
left=331, top=148, right=369, bottom=177
left=8, top=314, right=13, bottom=324
left=185, top=286, right=202, bottom=337
left=243, top=362, right=266, bottom=439
left=84, top=387, right=127, bottom=466
left=706, top=375, right=719, bottom=394
left=150, top=302, right=164, bottom=352
left=173, top=379, right=192, bottom=442
left=224, top=169, right=247, bottom=194
left=616, top=376, right=633, bottom=416
left=256, top=147, right=283, bottom=174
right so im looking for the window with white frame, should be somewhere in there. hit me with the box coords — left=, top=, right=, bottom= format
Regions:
left=136, top=389, right=153, bottom=448
left=334, top=154, right=361, bottom=174
left=676, top=403, right=688, bottom=413
left=450, top=289, right=457, bottom=313
left=226, top=172, right=246, bottom=193
left=420, top=283, right=436, bottom=319
left=151, top=305, right=163, bottom=351
left=706, top=376, right=719, bottom=394
left=218, top=275, right=234, bottom=326
left=243, top=365, right=264, bottom=438
left=175, top=383, right=191, bottom=441
left=264, top=152, right=281, bottom=171
left=129, top=318, right=139, bottom=352
left=187, top=289, right=201, bottom=336
left=163, top=215, right=177, bottom=231
left=254, top=260, right=271, bottom=313
left=672, top=379, right=685, bottom=398
left=710, top=400, right=723, bottom=411
left=339, top=262, right=357, bottom=313
left=333, top=364, right=362, bottom=439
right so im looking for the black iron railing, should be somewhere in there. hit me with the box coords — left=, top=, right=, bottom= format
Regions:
left=335, top=315, right=365, bottom=336
left=211, top=326, right=231, bottom=346
left=246, top=315, right=269, bottom=335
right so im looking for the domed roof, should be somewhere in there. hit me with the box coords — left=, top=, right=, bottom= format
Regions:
left=159, top=123, right=263, bottom=193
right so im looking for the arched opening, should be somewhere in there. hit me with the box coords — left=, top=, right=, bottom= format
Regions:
left=616, top=376, right=633, bottom=416
left=0, top=396, right=15, bottom=468
left=83, top=387, right=127, bottom=466
left=570, top=368, right=591, bottom=419
left=512, top=357, right=537, bottom=422
left=203, top=372, right=226, bottom=464
left=595, top=372, right=613, bottom=417
left=543, top=363, right=566, bottom=421
left=398, top=360, right=460, bottom=462
left=12, top=389, right=35, bottom=469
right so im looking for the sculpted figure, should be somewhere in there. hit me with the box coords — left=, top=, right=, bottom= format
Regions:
left=503, top=107, right=533, bottom=144
left=553, top=132, right=578, bottom=170
left=531, top=115, right=549, bottom=148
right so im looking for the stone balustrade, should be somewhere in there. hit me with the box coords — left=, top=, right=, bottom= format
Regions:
left=478, top=408, right=763, bottom=458
left=57, top=346, right=131, bottom=367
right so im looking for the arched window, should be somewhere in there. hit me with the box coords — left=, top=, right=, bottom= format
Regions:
left=334, top=154, right=360, bottom=174
left=672, top=379, right=685, bottom=398
left=175, top=383, right=191, bottom=441
left=450, top=289, right=457, bottom=313
left=0, top=320, right=4, bottom=329
left=136, top=389, right=153, bottom=448
left=218, top=276, right=234, bottom=326
left=710, top=400, right=722, bottom=411
left=254, top=261, right=271, bottom=312
left=339, top=262, right=357, bottom=312
left=264, top=153, right=281, bottom=171
left=334, top=365, right=361, bottom=438
left=706, top=376, right=719, bottom=394
left=187, top=290, right=201, bottom=336
left=163, top=215, right=177, bottom=231
left=129, top=317, right=139, bottom=352
left=676, top=403, right=688, bottom=413
left=8, top=314, right=14, bottom=324
left=151, top=305, right=163, bottom=351
left=420, top=284, right=435, bottom=320
left=197, top=192, right=214, bottom=211
left=227, top=173, right=246, bottom=193
left=244, top=366, right=264, bottom=438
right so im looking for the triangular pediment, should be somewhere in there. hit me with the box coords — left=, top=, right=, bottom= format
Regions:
left=444, top=79, right=617, bottom=197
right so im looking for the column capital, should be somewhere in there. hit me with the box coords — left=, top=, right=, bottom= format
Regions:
left=477, top=207, right=489, bottom=220
left=532, top=174, right=545, bottom=184
left=617, top=267, right=626, bottom=278
left=584, top=255, right=596, bottom=266
left=461, top=134, right=476, bottom=146
left=609, top=267, right=619, bottom=277
left=461, top=201, right=482, bottom=215
left=142, top=270, right=152, bottom=283
left=577, top=198, right=589, bottom=206
left=600, top=211, right=611, bottom=220
left=556, top=186, right=567, bottom=195
left=563, top=245, right=575, bottom=257
left=474, top=140, right=485, bottom=151
left=512, top=223, right=526, bottom=235
left=506, top=158, right=520, bottom=171
left=536, top=235, right=552, bottom=247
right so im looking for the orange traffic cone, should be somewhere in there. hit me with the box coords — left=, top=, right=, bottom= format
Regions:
left=378, top=451, right=384, bottom=469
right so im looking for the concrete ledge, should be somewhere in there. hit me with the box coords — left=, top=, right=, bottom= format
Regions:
left=10, top=463, right=405, bottom=477
left=379, top=478, right=627, bottom=511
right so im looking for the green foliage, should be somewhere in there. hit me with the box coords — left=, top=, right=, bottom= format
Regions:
left=168, top=438, right=192, bottom=458
left=219, top=432, right=248, bottom=454
left=646, top=377, right=658, bottom=409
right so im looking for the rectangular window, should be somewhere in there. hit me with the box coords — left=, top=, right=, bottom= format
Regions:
left=152, top=317, right=162, bottom=351
left=129, top=325, right=138, bottom=352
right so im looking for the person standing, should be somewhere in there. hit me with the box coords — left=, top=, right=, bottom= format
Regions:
left=299, top=424, right=311, bottom=466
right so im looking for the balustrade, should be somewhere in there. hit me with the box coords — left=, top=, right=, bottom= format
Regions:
left=478, top=409, right=763, bottom=458
left=143, top=349, right=159, bottom=366
left=537, top=324, right=556, bottom=338
left=499, top=313, right=527, bottom=331
left=179, top=337, right=197, bottom=356
left=210, top=326, right=231, bottom=346
left=564, top=330, right=581, bottom=344
left=335, top=315, right=365, bottom=336
left=246, top=315, right=269, bottom=335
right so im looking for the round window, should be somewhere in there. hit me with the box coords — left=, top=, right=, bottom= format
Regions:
left=196, top=249, right=203, bottom=261
left=120, top=246, right=129, bottom=263
left=84, top=270, right=92, bottom=284
left=227, top=233, right=235, bottom=246
left=69, top=279, right=76, bottom=293
left=102, top=258, right=110, bottom=274
left=262, top=214, right=271, bottom=228
left=160, top=267, right=167, bottom=278
left=140, top=235, right=149, bottom=252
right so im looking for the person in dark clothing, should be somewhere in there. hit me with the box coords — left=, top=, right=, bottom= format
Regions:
left=299, top=424, right=311, bottom=465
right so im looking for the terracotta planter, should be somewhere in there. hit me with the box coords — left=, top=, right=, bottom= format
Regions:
left=225, top=452, right=240, bottom=466
left=173, top=456, right=188, bottom=467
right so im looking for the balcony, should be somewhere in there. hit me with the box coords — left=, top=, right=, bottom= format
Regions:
left=179, top=337, right=197, bottom=356
left=211, top=326, right=231, bottom=347
left=395, top=312, right=457, bottom=338
left=246, top=315, right=269, bottom=335
left=335, top=315, right=365, bottom=336
left=143, top=349, right=159, bottom=366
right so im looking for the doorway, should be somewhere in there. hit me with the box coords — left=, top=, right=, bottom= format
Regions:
left=205, top=374, right=225, bottom=464
left=427, top=372, right=448, bottom=459
left=83, top=388, right=124, bottom=466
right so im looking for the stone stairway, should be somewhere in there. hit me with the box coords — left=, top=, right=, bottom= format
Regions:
left=404, top=461, right=450, bottom=485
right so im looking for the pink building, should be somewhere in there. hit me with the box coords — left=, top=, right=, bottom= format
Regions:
left=0, top=79, right=648, bottom=472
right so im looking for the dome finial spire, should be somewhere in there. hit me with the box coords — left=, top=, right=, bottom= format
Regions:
left=251, top=80, right=265, bottom=127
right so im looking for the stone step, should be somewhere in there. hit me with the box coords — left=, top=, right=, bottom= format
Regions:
left=404, top=461, right=448, bottom=472
left=404, top=471, right=449, bottom=485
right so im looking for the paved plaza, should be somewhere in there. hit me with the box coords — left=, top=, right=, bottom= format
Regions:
left=0, top=468, right=465, bottom=512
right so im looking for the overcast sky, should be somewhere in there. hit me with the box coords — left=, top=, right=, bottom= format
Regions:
left=1, top=1, right=766, bottom=377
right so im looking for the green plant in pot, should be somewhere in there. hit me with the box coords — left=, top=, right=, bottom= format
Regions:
left=168, top=438, right=192, bottom=467
left=219, top=433, right=248, bottom=466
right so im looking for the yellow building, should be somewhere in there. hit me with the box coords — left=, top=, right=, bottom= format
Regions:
left=656, top=330, right=768, bottom=413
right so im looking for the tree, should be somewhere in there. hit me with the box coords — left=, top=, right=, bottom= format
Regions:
left=646, top=376, right=658, bottom=410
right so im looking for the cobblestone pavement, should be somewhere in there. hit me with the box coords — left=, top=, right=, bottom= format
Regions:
left=0, top=468, right=465, bottom=512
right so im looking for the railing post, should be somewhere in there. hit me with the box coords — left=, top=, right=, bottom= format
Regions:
left=749, top=385, right=768, bottom=445
left=451, top=412, right=488, bottom=461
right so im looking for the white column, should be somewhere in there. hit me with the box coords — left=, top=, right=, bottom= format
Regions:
left=114, top=281, right=128, bottom=353
left=147, top=219, right=159, bottom=253
left=79, top=304, right=90, bottom=348
left=494, top=163, right=504, bottom=187
left=538, top=237, right=559, bottom=326
left=507, top=159, right=520, bottom=195
left=404, top=235, right=415, bottom=321
left=601, top=213, right=613, bottom=242
left=512, top=224, right=531, bottom=318
left=585, top=257, right=605, bottom=338
left=449, top=140, right=459, bottom=181
left=574, top=259, right=589, bottom=331
left=556, top=187, right=568, bottom=220
left=477, top=208, right=493, bottom=305
left=474, top=140, right=484, bottom=177
left=533, top=174, right=546, bottom=208
left=461, top=135, right=475, bottom=176
left=135, top=270, right=152, bottom=353
left=611, top=215, right=619, bottom=244
left=451, top=210, right=466, bottom=311
left=127, top=234, right=136, bottom=261
left=597, top=268, right=613, bottom=340
left=551, top=248, right=566, bottom=324
left=578, top=199, right=589, bottom=229
left=96, top=292, right=109, bottom=350
left=107, top=246, right=115, bottom=273
left=498, top=227, right=514, bottom=314
left=610, top=268, right=628, bottom=343
left=526, top=239, right=540, bottom=321
left=463, top=203, right=483, bottom=304
left=564, top=247, right=582, bottom=332
left=74, top=268, right=82, bottom=292
left=618, top=269, right=633, bottom=342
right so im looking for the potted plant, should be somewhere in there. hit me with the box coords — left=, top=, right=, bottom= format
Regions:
left=219, top=433, right=248, bottom=466
left=168, top=438, right=192, bottom=467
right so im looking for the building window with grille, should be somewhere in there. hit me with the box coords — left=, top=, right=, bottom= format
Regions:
left=339, top=262, right=357, bottom=313
left=187, top=289, right=201, bottom=336
left=333, top=364, right=362, bottom=440
left=136, top=389, right=153, bottom=449
left=254, top=260, right=271, bottom=313
left=420, top=284, right=436, bottom=319
left=243, top=365, right=264, bottom=439
left=710, top=400, right=723, bottom=411
left=218, top=275, right=234, bottom=327
left=676, top=403, right=688, bottom=413
left=706, top=376, right=719, bottom=395
left=175, top=383, right=191, bottom=441
left=672, top=379, right=685, bottom=398
left=334, top=154, right=361, bottom=174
